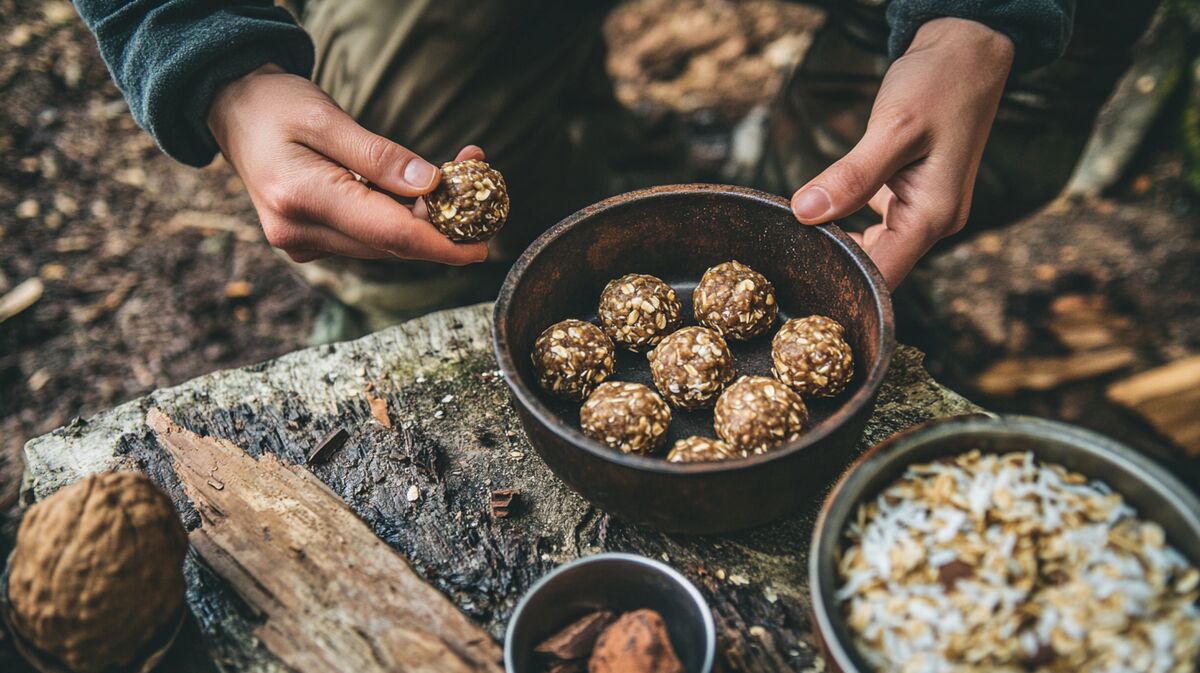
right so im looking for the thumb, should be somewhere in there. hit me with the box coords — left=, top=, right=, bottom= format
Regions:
left=791, top=122, right=922, bottom=224
left=309, top=104, right=441, bottom=198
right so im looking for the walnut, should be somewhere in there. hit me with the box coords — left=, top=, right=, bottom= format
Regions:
left=533, top=319, right=616, bottom=401
left=580, top=382, right=671, bottom=455
left=588, top=609, right=683, bottom=673
left=426, top=159, right=509, bottom=242
left=6, top=472, right=188, bottom=673
left=648, top=326, right=736, bottom=410
left=693, top=260, right=778, bottom=341
left=598, top=274, right=682, bottom=352
left=713, top=375, right=808, bottom=454
left=772, top=315, right=854, bottom=397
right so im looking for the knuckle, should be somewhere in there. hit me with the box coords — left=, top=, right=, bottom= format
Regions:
left=298, top=99, right=343, bottom=137
left=830, top=158, right=874, bottom=198
left=873, top=106, right=922, bottom=144
left=259, top=182, right=303, bottom=218
left=362, top=135, right=408, bottom=172
left=262, top=220, right=301, bottom=251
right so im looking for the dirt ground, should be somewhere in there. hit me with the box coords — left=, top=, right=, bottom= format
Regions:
left=1, top=0, right=1198, bottom=657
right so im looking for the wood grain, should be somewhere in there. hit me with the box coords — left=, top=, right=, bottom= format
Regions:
left=148, top=409, right=503, bottom=673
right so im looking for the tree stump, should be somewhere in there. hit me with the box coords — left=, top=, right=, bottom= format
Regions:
left=21, top=303, right=978, bottom=673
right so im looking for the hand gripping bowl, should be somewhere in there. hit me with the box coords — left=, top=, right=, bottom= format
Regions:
left=809, top=414, right=1200, bottom=673
left=493, top=184, right=895, bottom=533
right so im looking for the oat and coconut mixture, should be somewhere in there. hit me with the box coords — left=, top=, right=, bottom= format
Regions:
left=837, top=450, right=1200, bottom=673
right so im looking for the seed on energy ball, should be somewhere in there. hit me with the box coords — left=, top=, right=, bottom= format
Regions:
left=772, top=315, right=854, bottom=397
left=694, top=260, right=778, bottom=340
left=714, top=375, right=808, bottom=454
left=532, top=319, right=615, bottom=401
left=648, top=326, right=736, bottom=410
left=580, top=382, right=671, bottom=455
left=667, top=436, right=741, bottom=463
left=598, top=273, right=682, bottom=352
left=426, top=159, right=509, bottom=242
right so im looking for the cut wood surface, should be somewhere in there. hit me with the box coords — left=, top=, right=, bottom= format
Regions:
left=148, top=409, right=502, bottom=673
left=23, top=303, right=979, bottom=673
left=1108, top=355, right=1200, bottom=455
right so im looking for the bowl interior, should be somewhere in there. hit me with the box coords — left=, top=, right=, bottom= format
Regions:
left=497, top=184, right=890, bottom=464
left=811, top=415, right=1200, bottom=673
left=505, top=554, right=714, bottom=673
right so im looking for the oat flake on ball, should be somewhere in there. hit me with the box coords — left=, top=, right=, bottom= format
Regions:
left=532, top=319, right=615, bottom=402
left=580, top=382, right=671, bottom=455
left=648, top=326, right=736, bottom=410
left=426, top=159, right=509, bottom=242
left=694, top=260, right=778, bottom=340
left=772, top=315, right=854, bottom=397
left=667, top=436, right=741, bottom=463
left=598, top=273, right=682, bottom=352
left=714, top=375, right=808, bottom=454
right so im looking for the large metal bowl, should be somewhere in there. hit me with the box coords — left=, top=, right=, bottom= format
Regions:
left=493, top=184, right=894, bottom=533
left=809, top=414, right=1200, bottom=673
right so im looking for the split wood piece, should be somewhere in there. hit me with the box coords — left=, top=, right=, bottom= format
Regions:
left=147, top=409, right=502, bottom=673
left=1108, top=355, right=1200, bottom=456
left=307, top=428, right=349, bottom=465
left=0, top=277, right=43, bottom=324
left=974, top=347, right=1135, bottom=396
left=534, top=610, right=616, bottom=661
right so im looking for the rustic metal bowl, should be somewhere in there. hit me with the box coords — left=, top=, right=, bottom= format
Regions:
left=493, top=184, right=894, bottom=533
left=809, top=414, right=1200, bottom=673
left=504, top=553, right=715, bottom=673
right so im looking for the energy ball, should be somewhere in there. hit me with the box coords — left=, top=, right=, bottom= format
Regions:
left=714, top=376, right=808, bottom=454
left=580, top=382, right=671, bottom=455
left=598, top=274, right=682, bottom=352
left=667, top=436, right=741, bottom=463
left=532, top=319, right=615, bottom=401
left=648, top=326, right=736, bottom=410
left=772, top=315, right=854, bottom=397
left=694, top=260, right=778, bottom=341
left=426, top=159, right=509, bottom=242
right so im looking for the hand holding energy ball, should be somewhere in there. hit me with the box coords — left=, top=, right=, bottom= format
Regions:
left=207, top=64, right=489, bottom=265
left=790, top=18, right=1015, bottom=290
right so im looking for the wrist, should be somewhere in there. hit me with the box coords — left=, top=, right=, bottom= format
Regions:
left=207, top=63, right=287, bottom=147
left=908, top=17, right=1014, bottom=74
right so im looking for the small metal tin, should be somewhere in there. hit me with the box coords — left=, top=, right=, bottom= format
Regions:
left=809, top=414, right=1200, bottom=673
left=505, top=553, right=715, bottom=673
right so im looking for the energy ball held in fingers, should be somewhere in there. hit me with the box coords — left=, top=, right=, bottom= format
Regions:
left=772, top=315, right=854, bottom=397
left=667, top=436, right=741, bottom=463
left=580, top=382, right=671, bottom=455
left=532, top=319, right=615, bottom=401
left=714, top=375, right=808, bottom=454
left=598, top=273, right=682, bottom=351
left=648, top=326, right=736, bottom=410
left=426, top=159, right=509, bottom=242
left=694, top=260, right=778, bottom=340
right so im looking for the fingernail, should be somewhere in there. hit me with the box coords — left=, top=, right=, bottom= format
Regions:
left=792, top=187, right=832, bottom=221
left=403, top=159, right=437, bottom=189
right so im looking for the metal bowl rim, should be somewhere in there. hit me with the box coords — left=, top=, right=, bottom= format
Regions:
left=503, top=551, right=716, bottom=673
left=492, top=183, right=895, bottom=476
left=807, top=413, right=1200, bottom=673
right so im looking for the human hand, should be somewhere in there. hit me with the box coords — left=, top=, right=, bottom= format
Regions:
left=789, top=18, right=1014, bottom=289
left=208, top=64, right=488, bottom=264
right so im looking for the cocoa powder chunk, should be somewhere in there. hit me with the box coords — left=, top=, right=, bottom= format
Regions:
left=588, top=609, right=683, bottom=673
left=534, top=610, right=616, bottom=661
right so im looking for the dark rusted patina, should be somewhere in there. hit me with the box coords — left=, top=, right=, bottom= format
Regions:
left=492, top=184, right=895, bottom=533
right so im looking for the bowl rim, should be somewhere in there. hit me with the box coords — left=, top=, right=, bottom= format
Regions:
left=502, top=551, right=716, bottom=673
left=492, top=183, right=896, bottom=476
left=807, top=413, right=1200, bottom=673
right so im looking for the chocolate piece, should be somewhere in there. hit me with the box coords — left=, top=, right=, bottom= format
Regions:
left=598, top=274, right=682, bottom=352
left=580, top=382, right=671, bottom=455
left=306, top=427, right=349, bottom=465
left=713, top=375, right=808, bottom=454
left=489, top=489, right=520, bottom=519
left=693, top=260, right=778, bottom=340
left=667, top=435, right=741, bottom=463
left=532, top=319, right=616, bottom=401
left=588, top=609, right=683, bottom=673
left=534, top=610, right=616, bottom=661
left=426, top=159, right=509, bottom=242
left=648, top=326, right=736, bottom=410
left=772, top=315, right=854, bottom=397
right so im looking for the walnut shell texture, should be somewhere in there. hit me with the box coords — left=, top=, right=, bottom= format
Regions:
left=426, top=159, right=509, bottom=242
left=7, top=472, right=188, bottom=673
left=772, top=315, right=854, bottom=397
